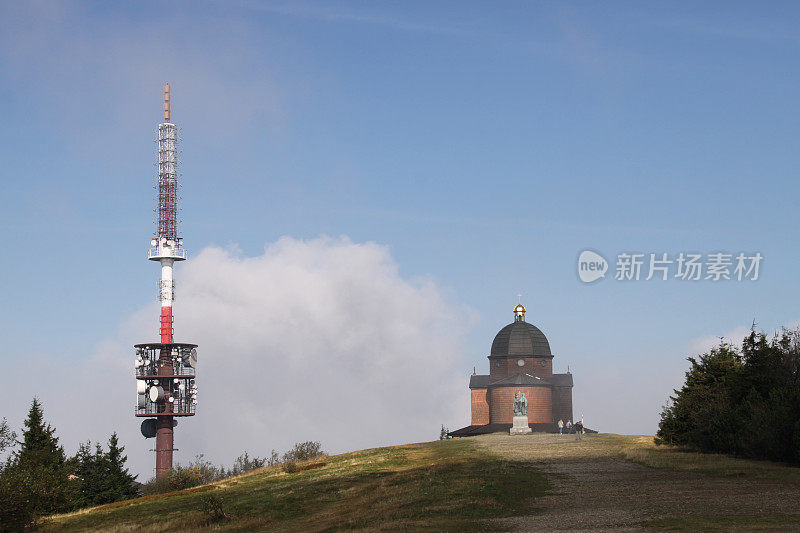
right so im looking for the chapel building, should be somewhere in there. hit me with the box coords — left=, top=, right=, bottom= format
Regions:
left=450, top=304, right=573, bottom=436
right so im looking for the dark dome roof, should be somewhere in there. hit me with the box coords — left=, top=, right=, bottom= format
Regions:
left=490, top=321, right=552, bottom=357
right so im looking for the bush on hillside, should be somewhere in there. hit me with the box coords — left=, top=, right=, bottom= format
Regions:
left=143, top=444, right=324, bottom=493
left=200, top=493, right=229, bottom=523
left=282, top=441, right=324, bottom=462
left=141, top=455, right=223, bottom=495
left=228, top=451, right=268, bottom=476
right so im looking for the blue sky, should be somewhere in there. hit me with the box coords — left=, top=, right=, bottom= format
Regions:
left=2, top=2, right=800, bottom=468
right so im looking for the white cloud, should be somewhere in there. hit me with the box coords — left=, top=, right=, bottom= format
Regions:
left=686, top=325, right=753, bottom=356
left=686, top=320, right=800, bottom=357
left=0, top=237, right=471, bottom=478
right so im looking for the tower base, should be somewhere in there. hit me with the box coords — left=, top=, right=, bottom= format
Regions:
left=510, top=416, right=532, bottom=435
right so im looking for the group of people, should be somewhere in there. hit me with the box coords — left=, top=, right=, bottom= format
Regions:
left=557, top=418, right=584, bottom=440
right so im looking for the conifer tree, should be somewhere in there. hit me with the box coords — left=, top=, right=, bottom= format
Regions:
left=71, top=441, right=102, bottom=507
left=99, top=432, right=138, bottom=502
left=0, top=398, right=75, bottom=528
left=71, top=433, right=138, bottom=506
left=14, top=397, right=67, bottom=471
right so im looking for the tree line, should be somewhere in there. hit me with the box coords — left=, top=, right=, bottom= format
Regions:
left=0, top=398, right=325, bottom=531
left=0, top=398, right=138, bottom=531
left=657, top=327, right=800, bottom=464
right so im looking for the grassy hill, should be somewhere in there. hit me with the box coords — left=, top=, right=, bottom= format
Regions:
left=43, top=438, right=547, bottom=532
left=44, top=433, right=800, bottom=532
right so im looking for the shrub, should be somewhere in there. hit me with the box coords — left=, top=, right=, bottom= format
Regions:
left=141, top=456, right=221, bottom=495
left=229, top=452, right=268, bottom=476
left=0, top=465, right=37, bottom=532
left=282, top=441, right=324, bottom=462
left=0, top=461, right=78, bottom=532
left=200, top=493, right=229, bottom=523
left=141, top=474, right=174, bottom=495
left=141, top=444, right=325, bottom=492
left=267, top=449, right=280, bottom=466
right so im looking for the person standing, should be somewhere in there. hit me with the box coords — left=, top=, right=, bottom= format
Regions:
left=557, top=419, right=564, bottom=435
left=574, top=420, right=583, bottom=441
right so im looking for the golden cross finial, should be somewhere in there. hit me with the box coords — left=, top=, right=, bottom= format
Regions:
left=513, top=296, right=526, bottom=321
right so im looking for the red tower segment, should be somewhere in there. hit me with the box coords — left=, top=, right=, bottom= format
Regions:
left=160, top=307, right=173, bottom=343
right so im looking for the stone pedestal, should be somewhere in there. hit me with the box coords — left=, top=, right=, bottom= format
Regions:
left=510, top=415, right=532, bottom=435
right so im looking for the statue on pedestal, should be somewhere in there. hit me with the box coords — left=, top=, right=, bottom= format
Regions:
left=513, top=391, right=528, bottom=417
left=510, top=391, right=532, bottom=435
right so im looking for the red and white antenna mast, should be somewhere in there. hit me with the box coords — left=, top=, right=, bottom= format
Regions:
left=134, top=83, right=198, bottom=479
left=154, top=82, right=182, bottom=343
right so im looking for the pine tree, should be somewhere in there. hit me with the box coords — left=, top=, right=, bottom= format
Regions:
left=100, top=433, right=138, bottom=502
left=0, top=398, right=76, bottom=528
left=71, top=433, right=138, bottom=507
left=71, top=441, right=102, bottom=507
left=14, top=397, right=67, bottom=471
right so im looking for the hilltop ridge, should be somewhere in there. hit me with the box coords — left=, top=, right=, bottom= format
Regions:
left=44, top=433, right=800, bottom=532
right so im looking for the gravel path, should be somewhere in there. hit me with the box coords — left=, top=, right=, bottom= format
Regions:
left=474, top=433, right=800, bottom=532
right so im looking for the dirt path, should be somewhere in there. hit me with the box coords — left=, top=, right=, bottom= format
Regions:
left=473, top=433, right=800, bottom=531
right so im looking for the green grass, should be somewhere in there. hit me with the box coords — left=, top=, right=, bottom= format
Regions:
left=43, top=439, right=549, bottom=532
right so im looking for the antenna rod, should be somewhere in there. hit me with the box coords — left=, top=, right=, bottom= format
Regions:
left=163, top=82, right=171, bottom=122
